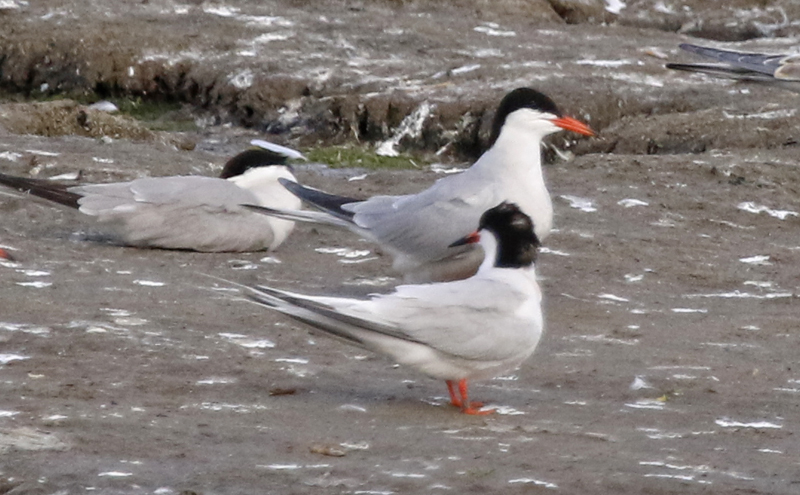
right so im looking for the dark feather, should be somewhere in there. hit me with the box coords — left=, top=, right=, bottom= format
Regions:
left=667, top=44, right=800, bottom=93
left=245, top=288, right=366, bottom=347
left=279, top=178, right=360, bottom=222
left=0, top=172, right=81, bottom=209
left=666, top=62, right=754, bottom=77
left=677, top=43, right=784, bottom=76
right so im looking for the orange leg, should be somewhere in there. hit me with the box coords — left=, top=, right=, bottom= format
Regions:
left=445, top=379, right=494, bottom=415
left=446, top=380, right=461, bottom=407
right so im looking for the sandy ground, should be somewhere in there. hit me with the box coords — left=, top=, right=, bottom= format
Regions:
left=2, top=1, right=800, bottom=494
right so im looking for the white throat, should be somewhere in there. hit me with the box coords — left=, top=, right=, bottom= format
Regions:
left=490, top=109, right=559, bottom=173
left=227, top=166, right=298, bottom=207
left=477, top=110, right=559, bottom=240
left=476, top=231, right=499, bottom=273
left=227, top=165, right=302, bottom=250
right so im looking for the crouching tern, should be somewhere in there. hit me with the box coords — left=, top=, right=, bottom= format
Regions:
left=240, top=202, right=544, bottom=415
left=667, top=43, right=800, bottom=92
left=0, top=144, right=302, bottom=252
left=247, top=87, right=594, bottom=282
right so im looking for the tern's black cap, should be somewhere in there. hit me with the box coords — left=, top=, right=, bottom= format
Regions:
left=479, top=202, right=540, bottom=268
left=219, top=148, right=290, bottom=179
left=489, top=88, right=562, bottom=146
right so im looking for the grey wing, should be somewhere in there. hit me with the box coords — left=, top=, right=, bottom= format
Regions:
left=360, top=278, right=540, bottom=363
left=346, top=171, right=498, bottom=261
left=69, top=181, right=138, bottom=214
left=72, top=176, right=255, bottom=215
left=246, top=277, right=541, bottom=367
left=129, top=176, right=254, bottom=208
left=70, top=177, right=280, bottom=251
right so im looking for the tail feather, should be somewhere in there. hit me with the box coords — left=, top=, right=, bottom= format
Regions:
left=244, top=284, right=423, bottom=348
left=198, top=275, right=368, bottom=348
left=0, top=172, right=81, bottom=209
left=243, top=285, right=367, bottom=348
left=279, top=178, right=359, bottom=222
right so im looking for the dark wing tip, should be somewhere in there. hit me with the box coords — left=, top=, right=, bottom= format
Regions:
left=665, top=62, right=707, bottom=72
left=279, top=179, right=360, bottom=221
left=0, top=172, right=82, bottom=209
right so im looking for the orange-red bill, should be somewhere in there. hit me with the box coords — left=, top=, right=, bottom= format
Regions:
left=553, top=116, right=595, bottom=137
left=449, top=231, right=481, bottom=247
left=0, top=248, right=14, bottom=261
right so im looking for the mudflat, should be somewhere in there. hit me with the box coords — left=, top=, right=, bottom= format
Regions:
left=1, top=1, right=800, bottom=494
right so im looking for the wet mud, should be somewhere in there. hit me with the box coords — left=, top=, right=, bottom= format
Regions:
left=2, top=1, right=800, bottom=494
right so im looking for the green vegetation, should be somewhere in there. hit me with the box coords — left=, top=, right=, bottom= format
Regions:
left=111, top=97, right=179, bottom=120
left=305, top=145, right=425, bottom=170
left=108, top=97, right=197, bottom=132
left=13, top=90, right=197, bottom=132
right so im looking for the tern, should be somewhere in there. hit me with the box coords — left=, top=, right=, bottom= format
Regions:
left=240, top=202, right=543, bottom=415
left=0, top=144, right=302, bottom=252
left=667, top=43, right=800, bottom=92
left=247, top=87, right=594, bottom=282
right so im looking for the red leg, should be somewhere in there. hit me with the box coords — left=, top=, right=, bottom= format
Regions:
left=446, top=380, right=462, bottom=407
left=457, top=379, right=494, bottom=415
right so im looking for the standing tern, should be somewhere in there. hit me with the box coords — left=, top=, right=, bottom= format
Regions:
left=0, top=145, right=302, bottom=252
left=247, top=87, right=594, bottom=282
left=667, top=43, right=800, bottom=92
left=240, top=202, right=543, bottom=415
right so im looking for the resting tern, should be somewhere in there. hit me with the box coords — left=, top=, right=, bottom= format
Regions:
left=248, top=87, right=594, bottom=282
left=667, top=43, right=800, bottom=92
left=241, top=202, right=543, bottom=415
left=0, top=145, right=302, bottom=252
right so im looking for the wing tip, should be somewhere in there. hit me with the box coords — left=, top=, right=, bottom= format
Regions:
left=277, top=180, right=359, bottom=221
left=0, top=173, right=82, bottom=209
